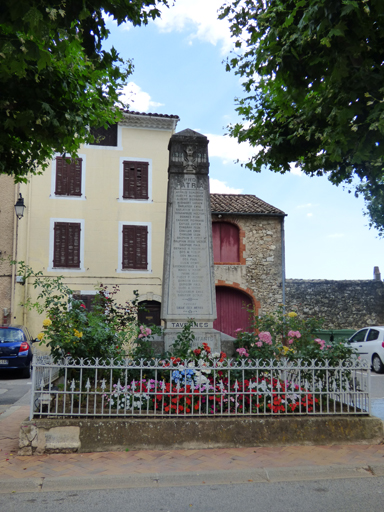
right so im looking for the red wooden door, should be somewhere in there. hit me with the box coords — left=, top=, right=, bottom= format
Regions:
left=213, top=287, right=253, bottom=337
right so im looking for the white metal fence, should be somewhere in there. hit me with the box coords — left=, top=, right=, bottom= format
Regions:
left=30, top=356, right=370, bottom=420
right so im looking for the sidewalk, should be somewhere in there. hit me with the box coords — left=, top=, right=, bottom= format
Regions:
left=1, top=404, right=384, bottom=493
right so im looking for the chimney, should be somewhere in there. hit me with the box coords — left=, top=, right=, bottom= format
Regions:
left=373, top=266, right=381, bottom=281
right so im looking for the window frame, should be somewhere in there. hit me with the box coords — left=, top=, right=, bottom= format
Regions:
left=48, top=218, right=85, bottom=272
left=119, top=157, right=152, bottom=203
left=51, top=153, right=86, bottom=200
left=117, top=221, right=152, bottom=273
left=85, top=124, right=122, bottom=151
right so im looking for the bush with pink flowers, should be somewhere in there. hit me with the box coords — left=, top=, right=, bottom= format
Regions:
left=234, top=307, right=356, bottom=365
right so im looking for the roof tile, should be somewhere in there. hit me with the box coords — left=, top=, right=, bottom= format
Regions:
left=210, top=194, right=285, bottom=216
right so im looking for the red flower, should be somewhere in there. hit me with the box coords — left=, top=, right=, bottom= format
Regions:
left=80, top=304, right=86, bottom=309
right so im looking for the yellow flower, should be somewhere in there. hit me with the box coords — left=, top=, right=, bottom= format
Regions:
left=43, top=318, right=52, bottom=327
left=73, top=329, right=83, bottom=338
left=37, top=332, right=44, bottom=341
left=287, top=312, right=297, bottom=318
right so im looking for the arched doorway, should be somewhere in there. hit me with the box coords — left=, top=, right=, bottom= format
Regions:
left=213, top=287, right=253, bottom=337
left=138, top=300, right=161, bottom=326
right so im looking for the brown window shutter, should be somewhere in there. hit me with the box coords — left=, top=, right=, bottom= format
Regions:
left=68, top=159, right=82, bottom=196
left=122, top=225, right=148, bottom=270
left=55, top=157, right=67, bottom=195
left=55, top=157, right=82, bottom=196
left=53, top=222, right=81, bottom=268
left=137, top=162, right=149, bottom=200
left=123, top=161, right=149, bottom=199
left=135, top=225, right=148, bottom=269
left=67, top=223, right=81, bottom=267
left=53, top=223, right=67, bottom=267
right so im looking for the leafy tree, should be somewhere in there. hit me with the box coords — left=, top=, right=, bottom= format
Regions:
left=220, top=0, right=384, bottom=232
left=0, top=0, right=167, bottom=182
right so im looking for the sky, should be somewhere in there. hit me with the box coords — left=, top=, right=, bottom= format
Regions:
left=104, top=0, right=383, bottom=280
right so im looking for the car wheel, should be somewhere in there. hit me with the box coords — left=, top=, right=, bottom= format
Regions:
left=372, top=354, right=384, bottom=374
left=21, top=363, right=31, bottom=379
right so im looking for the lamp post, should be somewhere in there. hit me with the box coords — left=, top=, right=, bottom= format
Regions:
left=14, top=193, right=26, bottom=220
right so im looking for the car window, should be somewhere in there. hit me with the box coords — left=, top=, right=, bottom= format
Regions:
left=349, top=329, right=368, bottom=343
left=367, top=329, right=380, bottom=341
left=0, top=329, right=24, bottom=342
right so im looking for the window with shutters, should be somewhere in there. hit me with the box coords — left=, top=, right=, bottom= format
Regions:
left=212, top=222, right=240, bottom=263
left=55, top=157, right=82, bottom=196
left=118, top=222, right=151, bottom=272
left=72, top=293, right=98, bottom=312
left=53, top=222, right=81, bottom=268
left=123, top=161, right=149, bottom=200
left=48, top=219, right=85, bottom=272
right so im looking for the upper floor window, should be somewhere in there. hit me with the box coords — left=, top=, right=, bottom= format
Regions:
left=90, top=124, right=118, bottom=147
left=53, top=222, right=81, bottom=268
left=55, top=157, right=82, bottom=197
left=118, top=222, right=151, bottom=273
left=212, top=222, right=240, bottom=263
left=122, top=224, right=148, bottom=270
left=123, top=161, right=149, bottom=200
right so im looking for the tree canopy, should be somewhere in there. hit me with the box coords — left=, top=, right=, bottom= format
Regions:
left=220, top=0, right=384, bottom=233
left=0, top=0, right=167, bottom=182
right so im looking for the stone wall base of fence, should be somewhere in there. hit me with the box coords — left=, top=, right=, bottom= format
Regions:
left=19, top=416, right=384, bottom=455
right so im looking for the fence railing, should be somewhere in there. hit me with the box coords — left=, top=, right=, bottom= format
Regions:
left=30, top=356, right=370, bottom=420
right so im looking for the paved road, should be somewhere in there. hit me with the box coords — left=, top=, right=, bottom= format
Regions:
left=1, top=476, right=384, bottom=512
left=0, top=371, right=31, bottom=416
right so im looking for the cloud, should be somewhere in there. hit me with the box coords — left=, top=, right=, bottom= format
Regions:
left=154, top=0, right=233, bottom=54
left=209, top=178, right=243, bottom=194
left=290, top=162, right=303, bottom=176
left=307, top=213, right=313, bottom=217
left=205, top=133, right=256, bottom=164
left=327, top=233, right=345, bottom=239
left=118, top=82, right=164, bottom=112
left=296, top=203, right=313, bottom=209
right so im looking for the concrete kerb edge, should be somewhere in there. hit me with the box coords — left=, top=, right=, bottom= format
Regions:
left=1, top=464, right=384, bottom=494
left=18, top=415, right=384, bottom=454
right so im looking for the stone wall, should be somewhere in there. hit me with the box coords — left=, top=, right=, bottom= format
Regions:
left=285, top=279, right=384, bottom=329
left=213, top=214, right=284, bottom=315
left=0, top=176, right=15, bottom=325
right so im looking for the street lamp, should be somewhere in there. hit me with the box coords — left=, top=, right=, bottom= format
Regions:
left=14, top=193, right=26, bottom=220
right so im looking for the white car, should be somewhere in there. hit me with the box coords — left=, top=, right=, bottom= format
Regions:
left=348, top=327, right=384, bottom=374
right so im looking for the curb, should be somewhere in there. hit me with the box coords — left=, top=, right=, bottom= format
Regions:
left=1, top=463, right=384, bottom=493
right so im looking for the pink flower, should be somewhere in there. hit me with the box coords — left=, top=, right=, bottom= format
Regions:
left=259, top=331, right=272, bottom=345
left=138, top=325, right=152, bottom=338
left=288, top=330, right=301, bottom=339
left=236, top=348, right=249, bottom=357
left=235, top=328, right=243, bottom=333
left=256, top=341, right=263, bottom=348
left=288, top=338, right=294, bottom=345
left=314, top=338, right=326, bottom=350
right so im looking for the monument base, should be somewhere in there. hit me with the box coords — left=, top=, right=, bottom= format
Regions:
left=150, top=326, right=235, bottom=357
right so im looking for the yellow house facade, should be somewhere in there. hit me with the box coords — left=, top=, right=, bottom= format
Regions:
left=14, top=111, right=179, bottom=339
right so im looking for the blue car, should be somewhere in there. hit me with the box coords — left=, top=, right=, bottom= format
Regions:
left=0, top=325, right=36, bottom=378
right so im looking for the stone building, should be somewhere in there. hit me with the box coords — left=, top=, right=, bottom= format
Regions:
left=210, top=194, right=286, bottom=336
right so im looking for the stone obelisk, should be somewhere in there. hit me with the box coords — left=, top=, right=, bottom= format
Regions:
left=161, top=129, right=220, bottom=352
